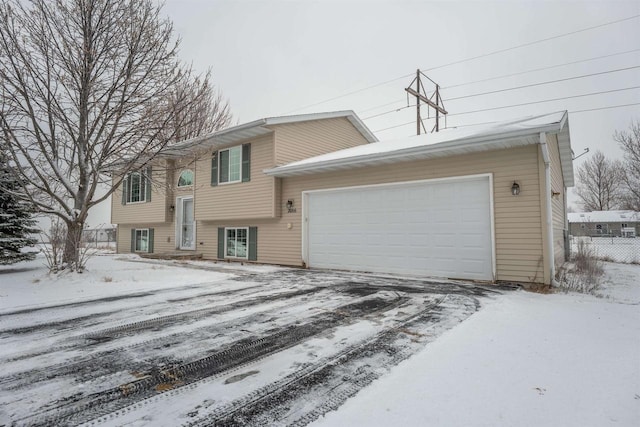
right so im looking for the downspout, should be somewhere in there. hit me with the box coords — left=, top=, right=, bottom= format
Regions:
left=539, top=132, right=560, bottom=286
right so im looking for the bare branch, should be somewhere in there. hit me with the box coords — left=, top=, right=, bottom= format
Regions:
left=0, top=0, right=232, bottom=265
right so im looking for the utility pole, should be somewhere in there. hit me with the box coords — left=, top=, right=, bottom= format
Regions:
left=405, top=69, right=448, bottom=135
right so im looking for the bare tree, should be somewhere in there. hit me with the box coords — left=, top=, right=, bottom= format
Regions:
left=162, top=70, right=233, bottom=143
left=614, top=120, right=640, bottom=211
left=574, top=151, right=624, bottom=211
left=0, top=0, right=231, bottom=269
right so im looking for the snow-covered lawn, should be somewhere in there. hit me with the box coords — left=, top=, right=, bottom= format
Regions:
left=0, top=254, right=638, bottom=426
left=313, top=262, right=640, bottom=427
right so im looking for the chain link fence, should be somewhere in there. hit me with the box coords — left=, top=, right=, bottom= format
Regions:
left=82, top=227, right=117, bottom=250
left=568, top=234, right=640, bottom=264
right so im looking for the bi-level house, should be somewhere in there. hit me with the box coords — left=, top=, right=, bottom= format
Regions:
left=112, top=110, right=574, bottom=286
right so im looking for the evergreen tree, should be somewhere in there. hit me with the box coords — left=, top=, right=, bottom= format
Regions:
left=0, top=152, right=38, bottom=264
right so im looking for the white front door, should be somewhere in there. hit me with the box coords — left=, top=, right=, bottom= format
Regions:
left=178, top=197, right=195, bottom=250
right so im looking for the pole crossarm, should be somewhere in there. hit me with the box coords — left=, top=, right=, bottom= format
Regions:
left=404, top=87, right=448, bottom=115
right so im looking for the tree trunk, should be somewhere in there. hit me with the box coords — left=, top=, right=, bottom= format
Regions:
left=62, top=221, right=83, bottom=265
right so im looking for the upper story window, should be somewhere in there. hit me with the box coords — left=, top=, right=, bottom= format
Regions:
left=220, top=146, right=242, bottom=184
left=121, top=166, right=152, bottom=205
left=211, top=144, right=251, bottom=186
left=126, top=172, right=146, bottom=203
left=177, top=170, right=194, bottom=187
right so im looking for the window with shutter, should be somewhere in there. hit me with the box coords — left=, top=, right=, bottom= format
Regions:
left=212, top=144, right=251, bottom=185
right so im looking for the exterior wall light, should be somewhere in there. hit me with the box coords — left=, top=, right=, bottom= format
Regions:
left=511, top=181, right=520, bottom=196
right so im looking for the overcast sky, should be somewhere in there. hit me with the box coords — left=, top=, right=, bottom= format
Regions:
left=87, top=0, right=640, bottom=226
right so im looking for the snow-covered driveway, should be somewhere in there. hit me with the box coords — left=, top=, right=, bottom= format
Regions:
left=0, top=255, right=508, bottom=426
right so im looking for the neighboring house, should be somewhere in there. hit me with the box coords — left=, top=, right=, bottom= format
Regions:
left=568, top=211, right=639, bottom=237
left=112, top=110, right=574, bottom=286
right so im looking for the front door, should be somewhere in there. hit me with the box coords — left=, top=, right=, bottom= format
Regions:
left=178, top=197, right=195, bottom=250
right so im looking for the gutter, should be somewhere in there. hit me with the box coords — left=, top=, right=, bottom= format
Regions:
left=539, top=132, right=560, bottom=286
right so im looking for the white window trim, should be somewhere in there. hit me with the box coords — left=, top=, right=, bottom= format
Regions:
left=177, top=169, right=194, bottom=188
left=218, top=146, right=243, bottom=185
left=224, top=226, right=249, bottom=259
left=134, top=228, right=150, bottom=253
left=126, top=171, right=147, bottom=204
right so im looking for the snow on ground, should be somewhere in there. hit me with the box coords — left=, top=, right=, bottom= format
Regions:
left=0, top=252, right=282, bottom=313
left=1, top=254, right=638, bottom=426
left=312, top=262, right=640, bottom=427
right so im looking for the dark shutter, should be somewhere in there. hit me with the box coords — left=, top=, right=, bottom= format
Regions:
left=217, top=227, right=225, bottom=258
left=211, top=151, right=218, bottom=186
left=242, top=144, right=251, bottom=182
left=145, top=166, right=152, bottom=202
left=121, top=176, right=128, bottom=205
left=130, top=228, right=136, bottom=252
left=248, top=227, right=257, bottom=261
left=148, top=228, right=154, bottom=253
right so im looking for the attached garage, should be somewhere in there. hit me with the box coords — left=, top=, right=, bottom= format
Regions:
left=304, top=175, right=494, bottom=280
left=266, top=111, right=575, bottom=285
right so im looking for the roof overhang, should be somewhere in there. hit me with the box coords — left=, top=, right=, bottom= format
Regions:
left=160, top=110, right=377, bottom=158
left=265, top=111, right=575, bottom=188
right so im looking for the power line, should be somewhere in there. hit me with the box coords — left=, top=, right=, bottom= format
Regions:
left=442, top=48, right=640, bottom=90
left=282, top=14, right=640, bottom=115
left=363, top=86, right=640, bottom=121
left=363, top=105, right=414, bottom=120
left=446, top=65, right=640, bottom=101
left=571, top=102, right=640, bottom=114
left=444, top=86, right=640, bottom=117
left=372, top=102, right=640, bottom=133
left=282, top=72, right=413, bottom=114
left=359, top=48, right=640, bottom=116
left=360, top=99, right=408, bottom=114
left=422, top=14, right=640, bottom=72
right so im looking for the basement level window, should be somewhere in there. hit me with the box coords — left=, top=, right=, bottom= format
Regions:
left=135, top=229, right=149, bottom=252
left=225, top=227, right=248, bottom=258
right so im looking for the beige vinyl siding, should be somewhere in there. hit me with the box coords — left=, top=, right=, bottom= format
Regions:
left=194, top=135, right=276, bottom=221
left=547, top=134, right=567, bottom=268
left=111, top=161, right=170, bottom=224
left=263, top=145, right=544, bottom=283
left=116, top=223, right=175, bottom=254
left=273, top=118, right=370, bottom=166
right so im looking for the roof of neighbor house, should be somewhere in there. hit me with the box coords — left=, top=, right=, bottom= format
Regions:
left=568, top=211, right=640, bottom=223
left=161, top=110, right=378, bottom=157
left=265, top=110, right=574, bottom=187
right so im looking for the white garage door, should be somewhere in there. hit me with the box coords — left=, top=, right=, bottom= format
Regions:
left=305, top=176, right=494, bottom=280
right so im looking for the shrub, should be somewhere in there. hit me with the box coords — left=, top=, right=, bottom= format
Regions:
left=558, top=240, right=604, bottom=294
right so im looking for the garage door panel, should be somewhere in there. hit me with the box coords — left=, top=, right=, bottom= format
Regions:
left=307, top=176, right=493, bottom=280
